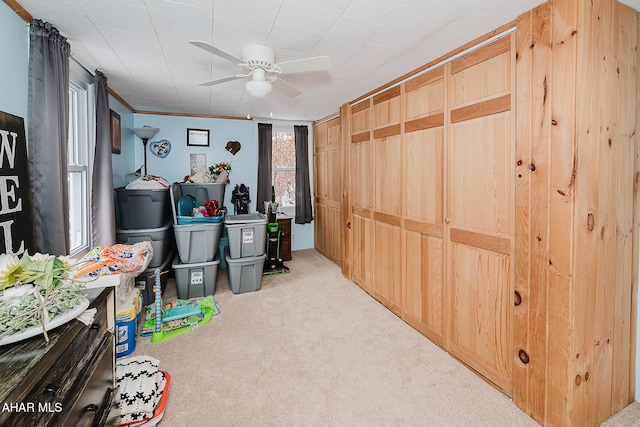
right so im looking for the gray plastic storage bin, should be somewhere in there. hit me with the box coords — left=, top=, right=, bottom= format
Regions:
left=225, top=246, right=266, bottom=294
left=225, top=213, right=268, bottom=258
left=178, top=182, right=226, bottom=207
left=172, top=254, right=219, bottom=299
left=173, top=222, right=223, bottom=264
left=115, top=187, right=171, bottom=230
left=135, top=251, right=172, bottom=307
left=116, top=221, right=172, bottom=268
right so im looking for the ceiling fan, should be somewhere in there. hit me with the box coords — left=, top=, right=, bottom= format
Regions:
left=189, top=41, right=332, bottom=98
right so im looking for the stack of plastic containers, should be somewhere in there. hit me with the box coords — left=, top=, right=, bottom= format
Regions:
left=114, top=186, right=174, bottom=306
left=224, top=213, right=268, bottom=293
left=170, top=182, right=225, bottom=299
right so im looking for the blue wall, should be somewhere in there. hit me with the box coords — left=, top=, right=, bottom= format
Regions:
left=115, top=114, right=316, bottom=250
left=129, top=114, right=255, bottom=211
left=109, top=96, right=136, bottom=188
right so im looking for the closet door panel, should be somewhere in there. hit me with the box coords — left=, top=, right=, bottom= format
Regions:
left=374, top=135, right=402, bottom=217
left=405, top=128, right=444, bottom=224
left=450, top=41, right=511, bottom=108
left=449, top=243, right=512, bottom=392
left=351, top=141, right=373, bottom=210
left=352, top=211, right=372, bottom=293
left=404, top=229, right=445, bottom=345
left=373, top=219, right=402, bottom=314
left=449, top=112, right=512, bottom=236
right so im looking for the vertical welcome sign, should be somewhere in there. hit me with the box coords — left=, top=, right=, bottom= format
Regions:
left=0, top=111, right=33, bottom=255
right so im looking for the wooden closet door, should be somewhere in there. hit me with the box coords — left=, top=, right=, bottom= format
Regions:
left=446, top=36, right=515, bottom=393
left=314, top=117, right=342, bottom=264
left=372, top=88, right=402, bottom=314
left=350, top=101, right=373, bottom=293
left=402, top=68, right=446, bottom=346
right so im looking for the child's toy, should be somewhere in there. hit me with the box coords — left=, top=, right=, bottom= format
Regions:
left=148, top=269, right=216, bottom=343
left=161, top=304, right=201, bottom=322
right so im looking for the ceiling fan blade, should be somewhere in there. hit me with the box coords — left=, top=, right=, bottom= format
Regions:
left=271, top=78, right=302, bottom=97
left=275, top=55, right=332, bottom=74
left=199, top=73, right=250, bottom=87
left=189, top=40, right=244, bottom=66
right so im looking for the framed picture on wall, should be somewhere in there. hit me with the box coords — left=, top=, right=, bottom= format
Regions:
left=110, top=110, right=121, bottom=154
left=187, top=128, right=210, bottom=147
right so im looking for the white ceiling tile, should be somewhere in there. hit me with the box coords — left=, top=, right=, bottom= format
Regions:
left=266, top=27, right=323, bottom=57
left=321, top=16, right=387, bottom=49
left=274, top=0, right=349, bottom=33
left=343, top=0, right=422, bottom=27
left=213, top=0, right=283, bottom=34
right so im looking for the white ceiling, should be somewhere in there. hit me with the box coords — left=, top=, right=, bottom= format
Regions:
left=13, top=0, right=640, bottom=121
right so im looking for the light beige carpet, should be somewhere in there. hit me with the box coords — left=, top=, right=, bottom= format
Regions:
left=134, top=249, right=640, bottom=426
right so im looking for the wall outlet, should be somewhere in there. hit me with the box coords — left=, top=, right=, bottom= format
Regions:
left=292, top=234, right=296, bottom=240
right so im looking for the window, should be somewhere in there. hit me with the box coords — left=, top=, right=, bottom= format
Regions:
left=272, top=130, right=295, bottom=211
left=67, top=64, right=95, bottom=255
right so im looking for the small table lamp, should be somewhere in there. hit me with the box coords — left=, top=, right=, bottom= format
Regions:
left=131, top=126, right=160, bottom=175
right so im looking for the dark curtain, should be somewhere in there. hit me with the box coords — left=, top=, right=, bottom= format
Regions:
left=294, top=125, right=313, bottom=224
left=27, top=19, right=70, bottom=255
left=256, top=123, right=272, bottom=214
left=91, top=70, right=115, bottom=246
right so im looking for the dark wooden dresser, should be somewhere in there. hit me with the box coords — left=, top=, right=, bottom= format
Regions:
left=0, top=287, right=117, bottom=426
left=276, top=216, right=292, bottom=261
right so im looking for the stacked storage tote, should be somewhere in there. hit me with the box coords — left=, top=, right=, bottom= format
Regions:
left=224, top=213, right=268, bottom=293
left=114, top=186, right=174, bottom=307
left=170, top=183, right=225, bottom=298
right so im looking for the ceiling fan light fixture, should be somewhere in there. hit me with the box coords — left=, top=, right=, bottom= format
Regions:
left=245, top=68, right=272, bottom=98
left=245, top=80, right=272, bottom=98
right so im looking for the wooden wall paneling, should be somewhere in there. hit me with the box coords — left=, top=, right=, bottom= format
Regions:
left=630, top=9, right=640, bottom=409
left=609, top=3, right=637, bottom=412
left=514, top=5, right=552, bottom=421
left=513, top=9, right=531, bottom=415
left=514, top=1, right=639, bottom=425
left=572, top=0, right=610, bottom=423
left=571, top=1, right=638, bottom=424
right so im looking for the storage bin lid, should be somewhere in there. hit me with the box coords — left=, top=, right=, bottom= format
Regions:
left=171, top=253, right=220, bottom=269
left=116, top=220, right=172, bottom=234
left=224, top=251, right=267, bottom=265
left=225, top=212, right=267, bottom=225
